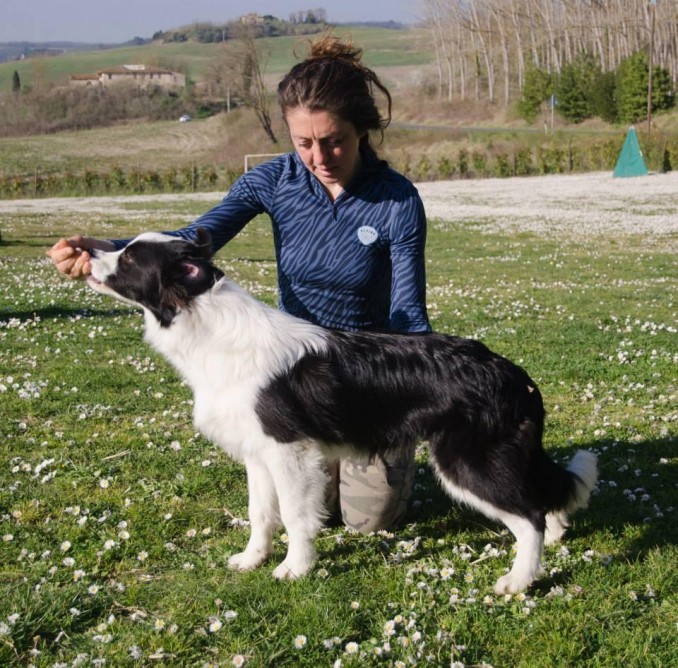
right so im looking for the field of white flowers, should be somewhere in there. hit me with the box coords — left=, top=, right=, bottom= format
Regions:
left=0, top=171, right=676, bottom=667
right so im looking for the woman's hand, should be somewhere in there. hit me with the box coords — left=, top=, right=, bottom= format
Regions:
left=46, top=236, right=116, bottom=280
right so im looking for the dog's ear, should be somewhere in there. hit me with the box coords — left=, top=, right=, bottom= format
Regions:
left=181, top=261, right=206, bottom=282
left=195, top=227, right=213, bottom=259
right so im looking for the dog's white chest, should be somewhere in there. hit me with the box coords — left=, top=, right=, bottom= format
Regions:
left=192, top=387, right=265, bottom=461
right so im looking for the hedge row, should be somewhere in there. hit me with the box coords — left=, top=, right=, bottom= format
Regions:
left=2, top=135, right=677, bottom=199
left=393, top=134, right=678, bottom=182
left=0, top=164, right=243, bottom=199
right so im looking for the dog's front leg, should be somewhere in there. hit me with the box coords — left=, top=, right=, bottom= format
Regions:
left=266, top=442, right=328, bottom=580
left=228, top=456, right=279, bottom=572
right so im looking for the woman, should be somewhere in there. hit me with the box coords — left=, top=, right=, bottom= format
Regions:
left=48, top=35, right=431, bottom=533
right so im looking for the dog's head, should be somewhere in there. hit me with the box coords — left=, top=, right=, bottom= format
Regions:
left=87, top=228, right=222, bottom=327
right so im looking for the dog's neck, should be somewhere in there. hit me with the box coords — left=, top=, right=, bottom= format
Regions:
left=143, top=277, right=327, bottom=388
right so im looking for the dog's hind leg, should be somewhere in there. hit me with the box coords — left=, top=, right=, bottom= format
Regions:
left=265, top=442, right=329, bottom=580
left=228, top=455, right=280, bottom=572
left=492, top=512, right=545, bottom=595
left=430, top=449, right=545, bottom=594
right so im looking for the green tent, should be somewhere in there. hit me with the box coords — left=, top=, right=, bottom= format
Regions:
left=613, top=126, right=648, bottom=178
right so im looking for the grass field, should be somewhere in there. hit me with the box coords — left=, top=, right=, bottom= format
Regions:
left=0, top=182, right=677, bottom=667
left=0, top=26, right=432, bottom=93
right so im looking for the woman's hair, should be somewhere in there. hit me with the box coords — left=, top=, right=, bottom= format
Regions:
left=277, top=34, right=392, bottom=151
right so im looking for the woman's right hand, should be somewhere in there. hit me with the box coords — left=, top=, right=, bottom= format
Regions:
left=46, top=236, right=116, bottom=280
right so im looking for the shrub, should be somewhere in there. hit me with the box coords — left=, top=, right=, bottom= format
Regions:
left=437, top=156, right=455, bottom=179
left=494, top=153, right=512, bottom=177
left=471, top=151, right=488, bottom=176
left=513, top=148, right=533, bottom=176
left=458, top=148, right=469, bottom=177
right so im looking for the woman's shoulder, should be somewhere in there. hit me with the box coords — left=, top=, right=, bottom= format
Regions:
left=232, top=152, right=305, bottom=202
left=360, top=150, right=419, bottom=200
left=240, top=152, right=298, bottom=183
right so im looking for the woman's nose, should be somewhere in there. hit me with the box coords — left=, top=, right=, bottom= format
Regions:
left=312, top=143, right=327, bottom=165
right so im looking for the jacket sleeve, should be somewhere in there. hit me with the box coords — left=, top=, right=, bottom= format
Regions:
left=110, top=159, right=284, bottom=251
left=388, top=190, right=431, bottom=333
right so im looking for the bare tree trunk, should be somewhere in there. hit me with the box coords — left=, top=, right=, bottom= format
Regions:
left=216, top=29, right=278, bottom=144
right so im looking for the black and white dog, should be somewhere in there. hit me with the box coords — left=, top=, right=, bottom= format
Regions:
left=86, top=229, right=597, bottom=593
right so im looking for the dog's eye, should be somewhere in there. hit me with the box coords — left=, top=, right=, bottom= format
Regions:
left=120, top=252, right=134, bottom=265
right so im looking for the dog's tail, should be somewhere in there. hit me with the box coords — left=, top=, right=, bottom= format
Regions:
left=538, top=449, right=598, bottom=513
left=541, top=449, right=597, bottom=545
left=563, top=449, right=598, bottom=512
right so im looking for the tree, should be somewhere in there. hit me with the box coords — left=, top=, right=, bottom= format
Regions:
left=517, top=64, right=552, bottom=123
left=212, top=29, right=278, bottom=144
left=616, top=51, right=674, bottom=124
left=554, top=54, right=600, bottom=123
left=590, top=70, right=617, bottom=123
left=12, top=70, right=21, bottom=93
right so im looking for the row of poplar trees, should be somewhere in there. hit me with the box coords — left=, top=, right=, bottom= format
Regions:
left=423, top=0, right=676, bottom=123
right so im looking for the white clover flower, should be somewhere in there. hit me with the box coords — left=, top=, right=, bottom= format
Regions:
left=383, top=620, right=396, bottom=636
left=104, top=540, right=116, bottom=550
left=224, top=610, right=238, bottom=621
left=60, top=541, right=71, bottom=552
left=87, top=585, right=100, bottom=595
left=137, top=551, right=148, bottom=562
left=208, top=619, right=223, bottom=633
left=294, top=635, right=307, bottom=649
left=232, top=655, right=246, bottom=667
left=154, top=618, right=166, bottom=631
left=345, top=641, right=359, bottom=654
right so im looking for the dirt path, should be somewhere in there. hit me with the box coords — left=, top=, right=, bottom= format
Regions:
left=1, top=170, right=677, bottom=241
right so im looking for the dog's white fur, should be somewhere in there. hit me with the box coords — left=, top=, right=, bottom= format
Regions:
left=88, top=233, right=597, bottom=591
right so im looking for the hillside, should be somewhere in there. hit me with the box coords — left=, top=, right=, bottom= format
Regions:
left=0, top=26, right=432, bottom=93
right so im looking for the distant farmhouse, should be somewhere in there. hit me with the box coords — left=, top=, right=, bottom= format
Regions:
left=240, top=13, right=265, bottom=25
left=70, top=64, right=185, bottom=89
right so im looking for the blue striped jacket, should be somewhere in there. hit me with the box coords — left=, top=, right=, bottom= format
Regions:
left=119, top=150, right=430, bottom=333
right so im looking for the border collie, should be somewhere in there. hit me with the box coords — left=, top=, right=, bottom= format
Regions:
left=86, top=229, right=597, bottom=593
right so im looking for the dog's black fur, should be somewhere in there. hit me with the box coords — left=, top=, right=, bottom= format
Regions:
left=87, top=230, right=598, bottom=592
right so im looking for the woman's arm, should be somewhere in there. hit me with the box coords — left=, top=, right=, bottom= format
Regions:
left=388, top=193, right=431, bottom=333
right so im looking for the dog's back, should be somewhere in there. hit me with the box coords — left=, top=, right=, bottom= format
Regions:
left=87, top=231, right=597, bottom=593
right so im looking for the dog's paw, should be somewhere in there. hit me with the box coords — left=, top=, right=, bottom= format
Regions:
left=271, top=559, right=312, bottom=580
left=493, top=573, right=532, bottom=595
left=228, top=550, right=266, bottom=571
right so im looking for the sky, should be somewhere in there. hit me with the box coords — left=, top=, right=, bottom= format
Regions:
left=4, top=1, right=422, bottom=43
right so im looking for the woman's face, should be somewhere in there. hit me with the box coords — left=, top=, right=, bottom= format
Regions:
left=285, top=107, right=364, bottom=198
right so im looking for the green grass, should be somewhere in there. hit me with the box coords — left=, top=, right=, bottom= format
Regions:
left=1, top=202, right=676, bottom=666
